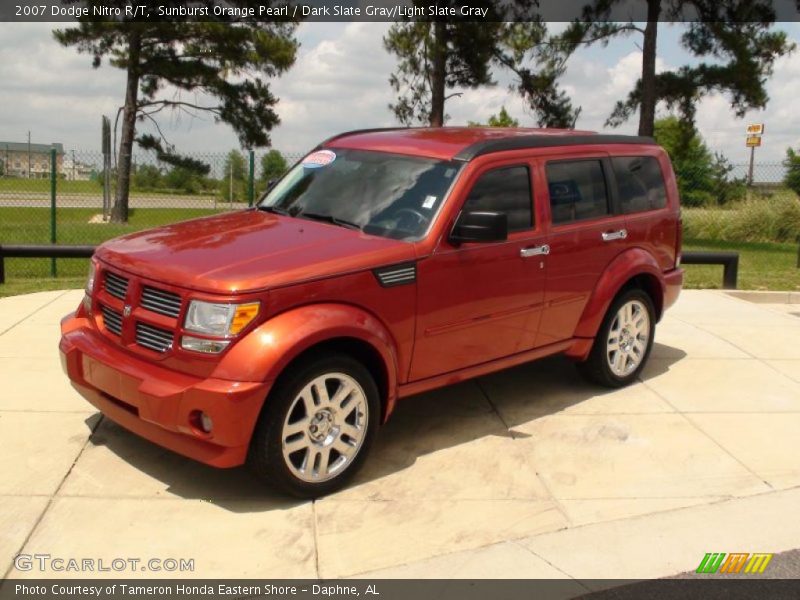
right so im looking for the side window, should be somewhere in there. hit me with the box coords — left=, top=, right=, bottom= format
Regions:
left=546, top=160, right=610, bottom=225
left=462, top=166, right=533, bottom=232
left=613, top=156, right=667, bottom=214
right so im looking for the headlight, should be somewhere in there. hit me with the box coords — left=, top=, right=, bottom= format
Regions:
left=85, top=262, right=96, bottom=295
left=184, top=300, right=260, bottom=337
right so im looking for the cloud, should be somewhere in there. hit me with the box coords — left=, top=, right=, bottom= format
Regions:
left=0, top=21, right=797, bottom=166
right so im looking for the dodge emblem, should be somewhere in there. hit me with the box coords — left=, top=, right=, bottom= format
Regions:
left=123, top=305, right=132, bottom=317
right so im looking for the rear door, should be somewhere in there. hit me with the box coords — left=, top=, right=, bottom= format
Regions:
left=535, top=155, right=628, bottom=347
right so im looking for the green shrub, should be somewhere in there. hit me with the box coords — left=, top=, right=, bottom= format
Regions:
left=682, top=191, right=800, bottom=243
left=785, top=148, right=800, bottom=196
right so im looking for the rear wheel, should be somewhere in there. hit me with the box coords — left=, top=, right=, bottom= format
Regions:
left=248, top=355, right=380, bottom=498
left=577, top=288, right=655, bottom=388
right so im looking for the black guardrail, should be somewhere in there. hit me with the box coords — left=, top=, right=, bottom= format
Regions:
left=0, top=244, right=95, bottom=284
left=681, top=250, right=739, bottom=289
left=0, top=245, right=742, bottom=289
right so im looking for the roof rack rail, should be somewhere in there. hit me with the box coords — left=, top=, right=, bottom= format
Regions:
left=454, top=134, right=656, bottom=161
left=316, top=127, right=411, bottom=148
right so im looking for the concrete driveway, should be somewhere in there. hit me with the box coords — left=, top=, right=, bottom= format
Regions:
left=1, top=289, right=799, bottom=582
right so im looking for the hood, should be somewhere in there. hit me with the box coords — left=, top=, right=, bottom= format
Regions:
left=95, top=210, right=416, bottom=293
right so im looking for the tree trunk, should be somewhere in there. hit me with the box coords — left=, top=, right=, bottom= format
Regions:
left=111, top=30, right=142, bottom=224
left=429, top=21, right=446, bottom=127
left=638, top=0, right=661, bottom=137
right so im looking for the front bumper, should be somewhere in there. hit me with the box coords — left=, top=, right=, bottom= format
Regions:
left=60, top=313, right=271, bottom=468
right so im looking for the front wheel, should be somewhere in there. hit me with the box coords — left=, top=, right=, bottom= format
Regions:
left=577, top=288, right=656, bottom=388
left=248, top=355, right=380, bottom=498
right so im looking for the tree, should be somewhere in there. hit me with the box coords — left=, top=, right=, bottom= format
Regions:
left=54, top=5, right=298, bottom=222
left=221, top=150, right=248, bottom=203
left=260, top=149, right=288, bottom=186
left=561, top=1, right=794, bottom=137
left=654, top=116, right=744, bottom=206
left=384, top=9, right=580, bottom=128
left=468, top=106, right=520, bottom=127
left=785, top=148, right=800, bottom=197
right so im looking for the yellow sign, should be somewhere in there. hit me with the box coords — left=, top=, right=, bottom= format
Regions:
left=746, top=135, right=762, bottom=147
left=746, top=124, right=764, bottom=135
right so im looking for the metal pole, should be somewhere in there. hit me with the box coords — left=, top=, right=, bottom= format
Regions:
left=50, top=148, right=57, bottom=277
left=229, top=161, right=233, bottom=209
left=27, top=131, right=31, bottom=179
left=248, top=150, right=255, bottom=207
left=748, top=145, right=755, bottom=186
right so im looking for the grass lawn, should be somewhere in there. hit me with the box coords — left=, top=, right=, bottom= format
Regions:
left=1, top=207, right=799, bottom=297
left=0, top=207, right=225, bottom=287
left=683, top=238, right=800, bottom=291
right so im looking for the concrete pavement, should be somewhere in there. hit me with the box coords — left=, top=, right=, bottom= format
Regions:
left=1, top=289, right=799, bottom=581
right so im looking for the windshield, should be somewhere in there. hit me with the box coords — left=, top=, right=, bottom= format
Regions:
left=258, top=148, right=462, bottom=240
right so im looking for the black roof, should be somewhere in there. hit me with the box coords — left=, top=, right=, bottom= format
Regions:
left=453, top=134, right=656, bottom=161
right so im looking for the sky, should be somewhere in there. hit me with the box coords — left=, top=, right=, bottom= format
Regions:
left=0, top=21, right=799, bottom=164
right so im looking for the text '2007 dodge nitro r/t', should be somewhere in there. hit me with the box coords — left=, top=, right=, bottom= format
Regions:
left=60, top=127, right=683, bottom=497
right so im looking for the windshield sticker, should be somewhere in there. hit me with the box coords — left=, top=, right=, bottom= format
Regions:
left=422, top=195, right=437, bottom=210
left=302, top=150, right=336, bottom=169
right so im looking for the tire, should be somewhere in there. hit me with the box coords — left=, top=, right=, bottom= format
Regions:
left=247, top=354, right=380, bottom=498
left=576, top=288, right=656, bottom=388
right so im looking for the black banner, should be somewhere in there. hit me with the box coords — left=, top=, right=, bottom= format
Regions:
left=3, top=579, right=800, bottom=600
left=2, top=0, right=800, bottom=23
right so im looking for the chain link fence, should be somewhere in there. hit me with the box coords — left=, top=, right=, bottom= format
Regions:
left=0, top=148, right=302, bottom=281
left=679, top=162, right=800, bottom=245
left=0, top=149, right=798, bottom=283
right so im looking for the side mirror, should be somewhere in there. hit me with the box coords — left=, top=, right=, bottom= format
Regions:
left=450, top=211, right=508, bottom=244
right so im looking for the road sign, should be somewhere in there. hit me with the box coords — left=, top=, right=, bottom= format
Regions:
left=746, top=124, right=765, bottom=135
left=746, top=135, right=762, bottom=147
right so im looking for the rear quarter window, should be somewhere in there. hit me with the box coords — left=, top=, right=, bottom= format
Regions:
left=612, top=156, right=667, bottom=214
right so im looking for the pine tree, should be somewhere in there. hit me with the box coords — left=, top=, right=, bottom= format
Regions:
left=560, top=0, right=794, bottom=136
left=54, top=3, right=298, bottom=222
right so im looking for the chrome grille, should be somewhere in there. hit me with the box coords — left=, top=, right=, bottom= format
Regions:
left=104, top=271, right=129, bottom=300
left=100, top=305, right=123, bottom=336
left=135, top=322, right=174, bottom=353
left=140, top=286, right=182, bottom=318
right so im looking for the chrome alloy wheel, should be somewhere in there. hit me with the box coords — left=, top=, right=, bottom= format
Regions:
left=281, top=372, right=369, bottom=483
left=606, top=299, right=650, bottom=377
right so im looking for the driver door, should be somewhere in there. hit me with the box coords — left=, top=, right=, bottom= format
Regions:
left=409, top=162, right=549, bottom=381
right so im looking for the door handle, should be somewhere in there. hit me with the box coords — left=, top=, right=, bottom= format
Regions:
left=520, top=244, right=550, bottom=258
left=601, top=229, right=627, bottom=242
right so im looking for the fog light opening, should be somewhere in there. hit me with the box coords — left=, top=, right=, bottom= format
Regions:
left=190, top=410, right=213, bottom=434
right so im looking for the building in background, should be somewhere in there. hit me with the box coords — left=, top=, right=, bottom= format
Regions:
left=0, top=141, right=64, bottom=178
left=61, top=151, right=94, bottom=181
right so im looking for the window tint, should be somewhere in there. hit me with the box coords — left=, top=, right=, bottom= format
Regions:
left=613, top=156, right=667, bottom=213
left=463, top=166, right=532, bottom=232
left=546, top=160, right=609, bottom=224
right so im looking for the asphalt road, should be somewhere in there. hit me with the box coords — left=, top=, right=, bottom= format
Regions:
left=0, top=192, right=225, bottom=209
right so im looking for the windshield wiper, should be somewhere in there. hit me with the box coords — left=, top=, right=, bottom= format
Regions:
left=297, top=211, right=362, bottom=231
left=257, top=205, right=290, bottom=215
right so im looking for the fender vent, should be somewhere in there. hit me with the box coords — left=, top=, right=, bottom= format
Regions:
left=373, top=262, right=416, bottom=287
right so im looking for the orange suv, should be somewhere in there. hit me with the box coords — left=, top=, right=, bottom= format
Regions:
left=60, top=127, right=683, bottom=497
